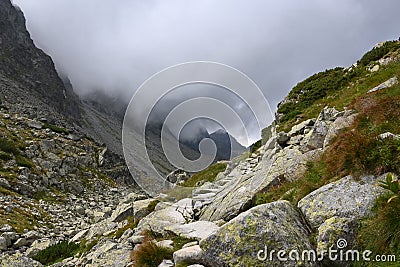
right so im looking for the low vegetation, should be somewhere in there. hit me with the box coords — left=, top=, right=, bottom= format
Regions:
left=355, top=194, right=400, bottom=266
left=42, top=123, right=69, bottom=134
left=131, top=234, right=174, bottom=267
left=33, top=241, right=79, bottom=265
left=33, top=239, right=99, bottom=265
left=358, top=40, right=400, bottom=66
left=181, top=162, right=227, bottom=187
left=250, top=139, right=262, bottom=153
left=277, top=39, right=400, bottom=132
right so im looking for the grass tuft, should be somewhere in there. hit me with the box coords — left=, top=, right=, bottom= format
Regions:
left=130, top=233, right=173, bottom=267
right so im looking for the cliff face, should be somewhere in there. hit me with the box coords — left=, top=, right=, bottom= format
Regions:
left=0, top=0, right=81, bottom=122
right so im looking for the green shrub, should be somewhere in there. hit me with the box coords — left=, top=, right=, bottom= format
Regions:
left=378, top=173, right=400, bottom=203
left=114, top=216, right=137, bottom=239
left=147, top=200, right=160, bottom=213
left=15, top=155, right=34, bottom=168
left=0, top=138, right=20, bottom=155
left=250, top=139, right=262, bottom=153
left=0, top=152, right=12, bottom=161
left=358, top=40, right=400, bottom=66
left=356, top=195, right=400, bottom=260
left=277, top=67, right=357, bottom=124
left=181, top=162, right=227, bottom=187
left=33, top=241, right=79, bottom=265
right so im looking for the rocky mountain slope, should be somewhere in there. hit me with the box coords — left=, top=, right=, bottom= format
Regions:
left=0, top=0, right=80, bottom=123
left=1, top=39, right=398, bottom=266
left=1, top=0, right=400, bottom=266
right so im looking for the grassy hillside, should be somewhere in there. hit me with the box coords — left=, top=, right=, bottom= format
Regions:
left=277, top=39, right=400, bottom=132
left=260, top=39, right=400, bottom=265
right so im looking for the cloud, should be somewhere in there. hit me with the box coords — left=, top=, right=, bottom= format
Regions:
left=12, top=0, right=400, bottom=145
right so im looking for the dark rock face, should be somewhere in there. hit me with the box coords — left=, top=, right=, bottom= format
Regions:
left=0, top=0, right=81, bottom=121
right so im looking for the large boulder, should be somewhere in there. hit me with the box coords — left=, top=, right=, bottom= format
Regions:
left=74, top=239, right=131, bottom=267
left=316, top=216, right=359, bottom=265
left=298, top=175, right=386, bottom=230
left=200, top=201, right=315, bottom=267
left=135, top=205, right=187, bottom=236
left=0, top=252, right=43, bottom=267
left=166, top=221, right=219, bottom=241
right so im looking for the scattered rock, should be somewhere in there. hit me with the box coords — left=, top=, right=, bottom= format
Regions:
left=156, top=239, right=174, bottom=250
left=298, top=175, right=386, bottom=230
left=158, top=259, right=174, bottom=267
left=368, top=76, right=398, bottom=93
left=276, top=131, right=290, bottom=147
left=166, top=221, right=219, bottom=241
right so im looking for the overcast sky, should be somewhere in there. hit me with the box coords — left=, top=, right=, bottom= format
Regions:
left=12, top=0, right=400, bottom=145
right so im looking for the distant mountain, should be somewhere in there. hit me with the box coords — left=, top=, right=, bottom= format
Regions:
left=181, top=128, right=246, bottom=161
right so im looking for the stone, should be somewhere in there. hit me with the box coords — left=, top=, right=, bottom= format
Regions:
left=378, top=132, right=400, bottom=140
left=136, top=206, right=186, bottom=236
left=132, top=199, right=159, bottom=221
left=173, top=245, right=205, bottom=266
left=110, top=203, right=133, bottom=223
left=370, top=64, right=379, bottom=72
left=200, top=146, right=321, bottom=222
left=0, top=236, right=7, bottom=251
left=276, top=131, right=290, bottom=147
left=128, top=235, right=144, bottom=245
left=368, top=76, right=398, bottom=93
left=0, top=224, right=13, bottom=232
left=166, top=221, right=219, bottom=241
left=316, top=216, right=359, bottom=264
left=158, top=259, right=174, bottom=267
left=1, top=231, right=17, bottom=247
left=200, top=201, right=315, bottom=267
left=26, top=120, right=42, bottom=129
left=175, top=198, right=195, bottom=221
left=67, top=134, right=80, bottom=141
left=156, top=240, right=174, bottom=250
left=0, top=178, right=11, bottom=189
left=288, top=118, right=315, bottom=136
left=182, top=241, right=199, bottom=249
left=70, top=229, right=88, bottom=243
left=24, top=230, right=40, bottom=241
left=13, top=237, right=29, bottom=248
left=323, top=112, right=357, bottom=148
left=298, top=175, right=386, bottom=230
left=83, top=240, right=131, bottom=267
left=26, top=239, right=54, bottom=257
left=110, top=198, right=157, bottom=223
